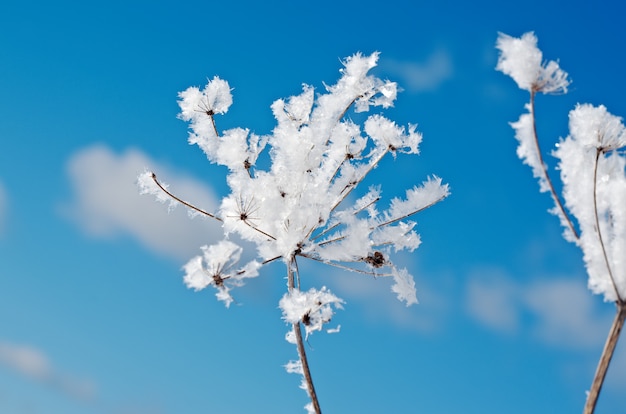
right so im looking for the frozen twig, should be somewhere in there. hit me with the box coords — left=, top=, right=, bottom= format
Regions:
left=528, top=92, right=579, bottom=240
left=584, top=303, right=626, bottom=414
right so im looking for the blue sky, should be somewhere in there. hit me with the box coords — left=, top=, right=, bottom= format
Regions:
left=1, top=0, right=625, bottom=413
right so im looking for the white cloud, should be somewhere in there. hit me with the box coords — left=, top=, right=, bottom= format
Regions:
left=465, top=269, right=613, bottom=349
left=381, top=50, right=453, bottom=93
left=523, top=278, right=611, bottom=349
left=0, top=340, right=96, bottom=401
left=466, top=267, right=520, bottom=333
left=63, top=145, right=223, bottom=261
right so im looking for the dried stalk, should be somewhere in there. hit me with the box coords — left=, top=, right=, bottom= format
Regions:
left=583, top=303, right=626, bottom=414
left=529, top=91, right=579, bottom=240
left=582, top=149, right=625, bottom=414
left=288, top=259, right=322, bottom=414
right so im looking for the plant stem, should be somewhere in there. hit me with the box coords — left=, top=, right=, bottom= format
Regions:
left=583, top=303, right=626, bottom=414
left=583, top=149, right=625, bottom=414
left=299, top=252, right=390, bottom=277
left=529, top=91, right=579, bottom=240
left=150, top=173, right=222, bottom=221
left=293, top=322, right=322, bottom=414
left=592, top=149, right=620, bottom=300
left=330, top=147, right=390, bottom=212
left=288, top=259, right=322, bottom=414
left=375, top=194, right=448, bottom=228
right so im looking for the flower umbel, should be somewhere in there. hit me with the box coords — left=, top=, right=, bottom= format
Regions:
left=139, top=52, right=448, bottom=413
left=496, top=31, right=569, bottom=94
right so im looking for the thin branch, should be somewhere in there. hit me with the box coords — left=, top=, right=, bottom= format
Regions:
left=298, top=253, right=392, bottom=277
left=583, top=303, right=626, bottom=414
left=317, top=235, right=346, bottom=247
left=208, top=113, right=218, bottom=138
left=150, top=173, right=222, bottom=222
left=231, top=255, right=282, bottom=277
left=261, top=255, right=283, bottom=265
left=320, top=92, right=369, bottom=195
left=354, top=196, right=380, bottom=215
left=330, top=147, right=390, bottom=212
left=322, top=87, right=392, bottom=216
left=331, top=86, right=382, bottom=129
left=228, top=195, right=277, bottom=240
left=328, top=154, right=353, bottom=189
left=241, top=220, right=277, bottom=241
left=592, top=149, right=622, bottom=303
left=375, top=194, right=448, bottom=228
left=529, top=91, right=579, bottom=239
left=293, top=256, right=301, bottom=290
left=311, top=222, right=340, bottom=242
left=195, top=101, right=219, bottom=138
left=293, top=322, right=321, bottom=414
left=287, top=260, right=321, bottom=414
left=324, top=88, right=386, bottom=189
left=370, top=230, right=415, bottom=248
left=323, top=96, right=360, bottom=146
left=337, top=96, right=359, bottom=123
left=310, top=196, right=380, bottom=242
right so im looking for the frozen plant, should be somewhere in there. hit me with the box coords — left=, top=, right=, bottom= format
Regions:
left=139, top=53, right=449, bottom=413
left=497, top=32, right=626, bottom=414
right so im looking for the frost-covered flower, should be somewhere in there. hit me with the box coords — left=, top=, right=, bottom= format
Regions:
left=568, top=104, right=626, bottom=151
left=178, top=76, right=232, bottom=120
left=497, top=32, right=626, bottom=303
left=555, top=104, right=626, bottom=301
left=280, top=287, right=344, bottom=339
left=181, top=240, right=260, bottom=307
left=497, top=33, right=571, bottom=195
left=140, top=52, right=448, bottom=308
left=140, top=52, right=448, bottom=412
left=496, top=32, right=569, bottom=94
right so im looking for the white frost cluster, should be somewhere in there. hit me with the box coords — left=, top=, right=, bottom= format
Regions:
left=181, top=240, right=260, bottom=307
left=509, top=107, right=551, bottom=193
left=141, top=52, right=448, bottom=413
left=567, top=104, right=626, bottom=150
left=496, top=33, right=570, bottom=195
left=555, top=105, right=626, bottom=301
left=141, top=52, right=448, bottom=309
left=496, top=32, right=569, bottom=94
left=280, top=287, right=344, bottom=339
left=497, top=32, right=626, bottom=303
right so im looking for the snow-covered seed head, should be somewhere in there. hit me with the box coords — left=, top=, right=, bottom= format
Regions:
left=495, top=32, right=570, bottom=94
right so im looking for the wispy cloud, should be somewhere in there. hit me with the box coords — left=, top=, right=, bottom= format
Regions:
left=465, top=268, right=612, bottom=350
left=523, top=278, right=610, bottom=349
left=380, top=50, right=453, bottom=93
left=62, top=145, right=223, bottom=261
left=0, top=340, right=96, bottom=401
left=466, top=267, right=520, bottom=334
